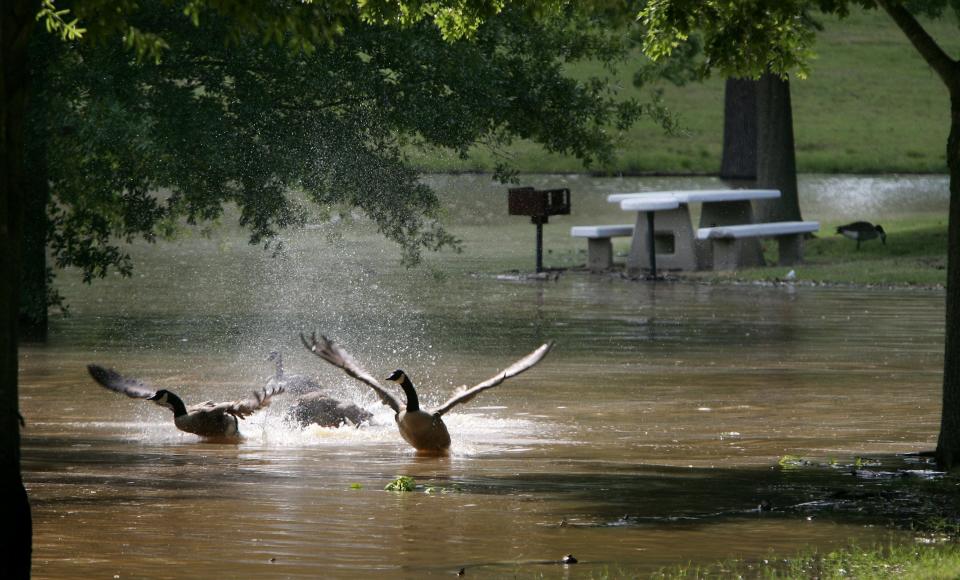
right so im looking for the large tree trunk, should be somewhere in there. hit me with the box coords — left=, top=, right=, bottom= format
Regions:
left=753, top=72, right=803, bottom=222
left=1, top=1, right=35, bottom=578
left=873, top=0, right=960, bottom=471
left=720, top=77, right=758, bottom=187
left=936, top=90, right=960, bottom=469
left=19, top=122, right=47, bottom=343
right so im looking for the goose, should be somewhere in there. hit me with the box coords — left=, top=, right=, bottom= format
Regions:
left=87, top=364, right=281, bottom=441
left=300, top=333, right=553, bottom=454
left=836, top=221, right=886, bottom=249
left=286, top=390, right=373, bottom=428
left=267, top=351, right=373, bottom=428
left=267, top=350, right=322, bottom=395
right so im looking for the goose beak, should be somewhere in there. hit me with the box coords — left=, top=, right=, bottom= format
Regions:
left=386, top=369, right=404, bottom=382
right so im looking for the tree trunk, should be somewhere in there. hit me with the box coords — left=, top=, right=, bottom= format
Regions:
left=753, top=72, right=803, bottom=223
left=720, top=77, right=758, bottom=188
left=1, top=1, right=35, bottom=578
left=18, top=121, right=47, bottom=343
left=936, top=89, right=960, bottom=470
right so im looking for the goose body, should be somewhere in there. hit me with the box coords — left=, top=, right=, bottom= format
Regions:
left=836, top=221, right=886, bottom=249
left=286, top=390, right=373, bottom=428
left=395, top=408, right=451, bottom=451
left=87, top=364, right=281, bottom=441
left=267, top=351, right=372, bottom=427
left=300, top=333, right=553, bottom=454
left=389, top=370, right=452, bottom=451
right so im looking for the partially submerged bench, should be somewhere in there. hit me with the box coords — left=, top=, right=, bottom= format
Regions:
left=696, top=221, right=820, bottom=270
left=570, top=225, right=634, bottom=272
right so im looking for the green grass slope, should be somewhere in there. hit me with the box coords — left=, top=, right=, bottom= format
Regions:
left=414, top=8, right=960, bottom=175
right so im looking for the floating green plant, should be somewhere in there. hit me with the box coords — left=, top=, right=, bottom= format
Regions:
left=384, top=476, right=415, bottom=492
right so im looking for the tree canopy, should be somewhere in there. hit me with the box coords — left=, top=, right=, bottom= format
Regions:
left=32, top=3, right=646, bottom=281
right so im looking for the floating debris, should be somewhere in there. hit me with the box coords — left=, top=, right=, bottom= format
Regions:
left=384, top=475, right=415, bottom=492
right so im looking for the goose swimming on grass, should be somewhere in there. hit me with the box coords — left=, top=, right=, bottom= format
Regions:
left=836, top=221, right=886, bottom=249
left=300, top=333, right=553, bottom=454
left=87, top=364, right=282, bottom=441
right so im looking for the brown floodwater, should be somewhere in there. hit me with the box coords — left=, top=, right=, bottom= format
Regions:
left=21, top=175, right=947, bottom=578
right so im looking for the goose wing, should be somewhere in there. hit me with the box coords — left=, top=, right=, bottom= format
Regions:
left=300, top=332, right=403, bottom=413
left=87, top=364, right=156, bottom=399
left=201, top=385, right=284, bottom=420
left=433, top=342, right=553, bottom=417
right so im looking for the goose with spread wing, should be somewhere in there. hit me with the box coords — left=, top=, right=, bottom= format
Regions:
left=87, top=364, right=282, bottom=441
left=266, top=351, right=372, bottom=427
left=300, top=333, right=553, bottom=454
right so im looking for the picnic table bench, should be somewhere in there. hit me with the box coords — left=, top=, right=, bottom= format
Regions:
left=570, top=224, right=635, bottom=272
left=696, top=221, right=820, bottom=270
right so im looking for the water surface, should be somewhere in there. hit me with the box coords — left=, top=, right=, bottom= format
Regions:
left=22, top=174, right=947, bottom=578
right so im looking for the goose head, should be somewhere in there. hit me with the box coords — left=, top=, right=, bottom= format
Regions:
left=386, top=369, right=420, bottom=412
left=149, top=389, right=186, bottom=416
left=267, top=351, right=283, bottom=377
left=875, top=224, right=887, bottom=244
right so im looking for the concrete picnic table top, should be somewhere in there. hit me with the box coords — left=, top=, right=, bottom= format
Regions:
left=608, top=189, right=781, bottom=204
left=618, top=196, right=681, bottom=212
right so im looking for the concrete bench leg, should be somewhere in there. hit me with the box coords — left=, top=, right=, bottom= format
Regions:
left=699, top=199, right=764, bottom=268
left=587, top=238, right=614, bottom=272
left=777, top=234, right=804, bottom=266
left=627, top=206, right=698, bottom=274
left=710, top=238, right=741, bottom=271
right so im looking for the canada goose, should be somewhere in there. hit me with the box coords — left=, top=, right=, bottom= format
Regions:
left=267, top=351, right=321, bottom=395
left=286, top=390, right=373, bottom=428
left=267, top=351, right=373, bottom=427
left=87, top=364, right=281, bottom=441
left=836, top=221, right=886, bottom=249
left=300, top=333, right=553, bottom=454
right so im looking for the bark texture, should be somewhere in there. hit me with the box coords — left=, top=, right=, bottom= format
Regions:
left=19, top=122, right=47, bottom=343
left=753, top=72, right=802, bottom=223
left=720, top=77, right=758, bottom=186
left=876, top=0, right=960, bottom=470
left=1, top=1, right=35, bottom=578
left=939, top=90, right=960, bottom=470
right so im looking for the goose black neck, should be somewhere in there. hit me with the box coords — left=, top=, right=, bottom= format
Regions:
left=398, top=377, right=420, bottom=412
left=166, top=392, right=189, bottom=417
left=274, top=355, right=284, bottom=379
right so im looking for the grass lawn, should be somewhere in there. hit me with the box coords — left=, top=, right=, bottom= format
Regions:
left=645, top=542, right=960, bottom=579
left=684, top=213, right=949, bottom=287
left=411, top=7, right=960, bottom=175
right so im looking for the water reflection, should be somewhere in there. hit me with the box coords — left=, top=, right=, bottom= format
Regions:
left=22, top=174, right=946, bottom=577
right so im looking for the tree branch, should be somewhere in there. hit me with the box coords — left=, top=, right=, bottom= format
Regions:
left=875, top=0, right=960, bottom=90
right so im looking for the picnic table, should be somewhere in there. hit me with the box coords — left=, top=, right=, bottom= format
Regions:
left=612, top=189, right=779, bottom=272
left=571, top=189, right=819, bottom=273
